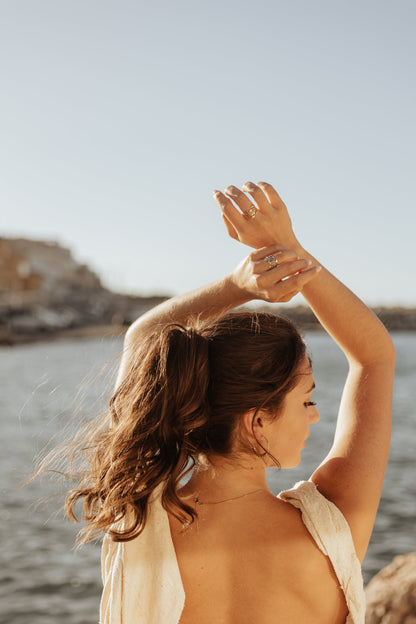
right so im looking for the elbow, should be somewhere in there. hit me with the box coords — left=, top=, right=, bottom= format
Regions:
left=378, top=317, right=396, bottom=363
left=124, top=316, right=155, bottom=352
left=123, top=326, right=143, bottom=355
left=349, top=331, right=395, bottom=369
left=124, top=322, right=137, bottom=345
left=370, top=319, right=396, bottom=366
left=124, top=317, right=149, bottom=345
left=377, top=332, right=396, bottom=366
left=367, top=340, right=395, bottom=370
left=387, top=335, right=396, bottom=363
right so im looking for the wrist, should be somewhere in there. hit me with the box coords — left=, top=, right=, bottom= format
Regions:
left=292, top=243, right=314, bottom=262
left=267, top=233, right=302, bottom=255
left=225, top=271, right=253, bottom=306
left=285, top=234, right=303, bottom=254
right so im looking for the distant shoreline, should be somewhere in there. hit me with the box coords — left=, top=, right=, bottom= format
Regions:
left=0, top=322, right=127, bottom=347
left=1, top=305, right=416, bottom=347
left=1, top=237, right=415, bottom=346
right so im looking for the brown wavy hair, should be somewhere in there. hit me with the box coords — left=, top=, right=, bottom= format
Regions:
left=63, top=311, right=306, bottom=544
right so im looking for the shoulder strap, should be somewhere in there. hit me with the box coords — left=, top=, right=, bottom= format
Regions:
left=279, top=480, right=365, bottom=624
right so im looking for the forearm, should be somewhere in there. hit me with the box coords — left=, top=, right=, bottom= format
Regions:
left=215, top=182, right=394, bottom=365
left=126, top=243, right=316, bottom=341
left=294, top=245, right=395, bottom=365
left=116, top=245, right=319, bottom=389
left=112, top=275, right=250, bottom=390
left=126, top=274, right=250, bottom=341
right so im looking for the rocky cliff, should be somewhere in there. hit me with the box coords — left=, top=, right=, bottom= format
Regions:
left=0, top=237, right=167, bottom=344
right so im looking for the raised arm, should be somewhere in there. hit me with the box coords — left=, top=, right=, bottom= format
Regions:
left=214, top=182, right=395, bottom=561
left=115, top=244, right=320, bottom=390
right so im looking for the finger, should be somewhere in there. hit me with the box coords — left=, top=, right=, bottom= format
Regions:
left=263, top=267, right=321, bottom=303
left=256, top=181, right=287, bottom=211
left=222, top=214, right=239, bottom=241
left=253, top=249, right=299, bottom=273
left=253, top=258, right=313, bottom=295
left=224, top=185, right=260, bottom=219
left=272, top=266, right=321, bottom=294
left=241, top=181, right=274, bottom=215
left=268, top=258, right=313, bottom=282
left=214, top=190, right=247, bottom=231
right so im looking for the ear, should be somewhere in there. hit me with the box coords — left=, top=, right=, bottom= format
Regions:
left=241, top=409, right=267, bottom=440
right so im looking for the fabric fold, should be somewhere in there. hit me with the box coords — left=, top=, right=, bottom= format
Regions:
left=279, top=480, right=365, bottom=624
left=100, top=486, right=185, bottom=624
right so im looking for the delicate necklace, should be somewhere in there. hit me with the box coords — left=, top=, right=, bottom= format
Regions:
left=194, top=488, right=266, bottom=505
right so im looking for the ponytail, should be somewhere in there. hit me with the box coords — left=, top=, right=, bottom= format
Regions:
left=66, top=324, right=212, bottom=543
left=146, top=325, right=211, bottom=528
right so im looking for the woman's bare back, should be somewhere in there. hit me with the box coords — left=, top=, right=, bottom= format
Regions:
left=169, top=493, right=348, bottom=624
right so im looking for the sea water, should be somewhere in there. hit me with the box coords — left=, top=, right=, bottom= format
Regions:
left=0, top=332, right=415, bottom=624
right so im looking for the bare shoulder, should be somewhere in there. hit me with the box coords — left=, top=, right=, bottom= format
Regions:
left=261, top=495, right=337, bottom=569
left=264, top=496, right=349, bottom=623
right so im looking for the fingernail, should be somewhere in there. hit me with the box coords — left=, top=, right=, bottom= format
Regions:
left=316, top=265, right=322, bottom=272
left=305, top=259, right=312, bottom=265
left=213, top=190, right=221, bottom=196
left=225, top=185, right=238, bottom=195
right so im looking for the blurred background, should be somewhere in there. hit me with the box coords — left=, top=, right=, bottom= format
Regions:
left=1, top=1, right=415, bottom=623
left=1, top=0, right=415, bottom=303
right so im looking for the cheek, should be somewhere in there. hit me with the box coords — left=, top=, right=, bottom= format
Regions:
left=284, top=410, right=308, bottom=439
left=270, top=421, right=303, bottom=456
left=272, top=413, right=309, bottom=459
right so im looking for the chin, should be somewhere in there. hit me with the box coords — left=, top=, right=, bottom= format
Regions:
left=283, top=456, right=302, bottom=469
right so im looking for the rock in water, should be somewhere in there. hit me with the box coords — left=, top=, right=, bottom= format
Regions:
left=365, top=553, right=416, bottom=623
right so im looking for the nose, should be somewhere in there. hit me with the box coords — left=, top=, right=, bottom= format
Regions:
left=310, top=407, right=320, bottom=424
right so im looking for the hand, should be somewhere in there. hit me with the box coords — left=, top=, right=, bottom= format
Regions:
left=230, top=244, right=321, bottom=304
left=214, top=181, right=301, bottom=251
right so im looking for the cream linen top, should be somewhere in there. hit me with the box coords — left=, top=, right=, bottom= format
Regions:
left=100, top=480, right=366, bottom=624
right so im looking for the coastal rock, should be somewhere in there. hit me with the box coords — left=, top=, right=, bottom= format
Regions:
left=365, top=553, right=416, bottom=623
left=0, top=237, right=102, bottom=301
left=0, top=237, right=167, bottom=344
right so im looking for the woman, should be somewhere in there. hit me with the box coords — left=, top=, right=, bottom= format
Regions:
left=68, top=182, right=394, bottom=624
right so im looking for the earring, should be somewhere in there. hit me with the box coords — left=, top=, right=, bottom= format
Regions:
left=251, top=436, right=270, bottom=457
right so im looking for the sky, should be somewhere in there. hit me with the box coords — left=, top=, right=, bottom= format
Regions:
left=1, top=0, right=415, bottom=305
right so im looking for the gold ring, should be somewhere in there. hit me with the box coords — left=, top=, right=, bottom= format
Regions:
left=244, top=205, right=258, bottom=219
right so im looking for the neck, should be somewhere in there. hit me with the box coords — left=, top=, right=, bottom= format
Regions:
left=180, top=453, right=269, bottom=500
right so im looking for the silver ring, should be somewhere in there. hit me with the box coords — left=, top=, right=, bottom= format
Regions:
left=264, top=254, right=279, bottom=269
left=244, top=205, right=258, bottom=219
